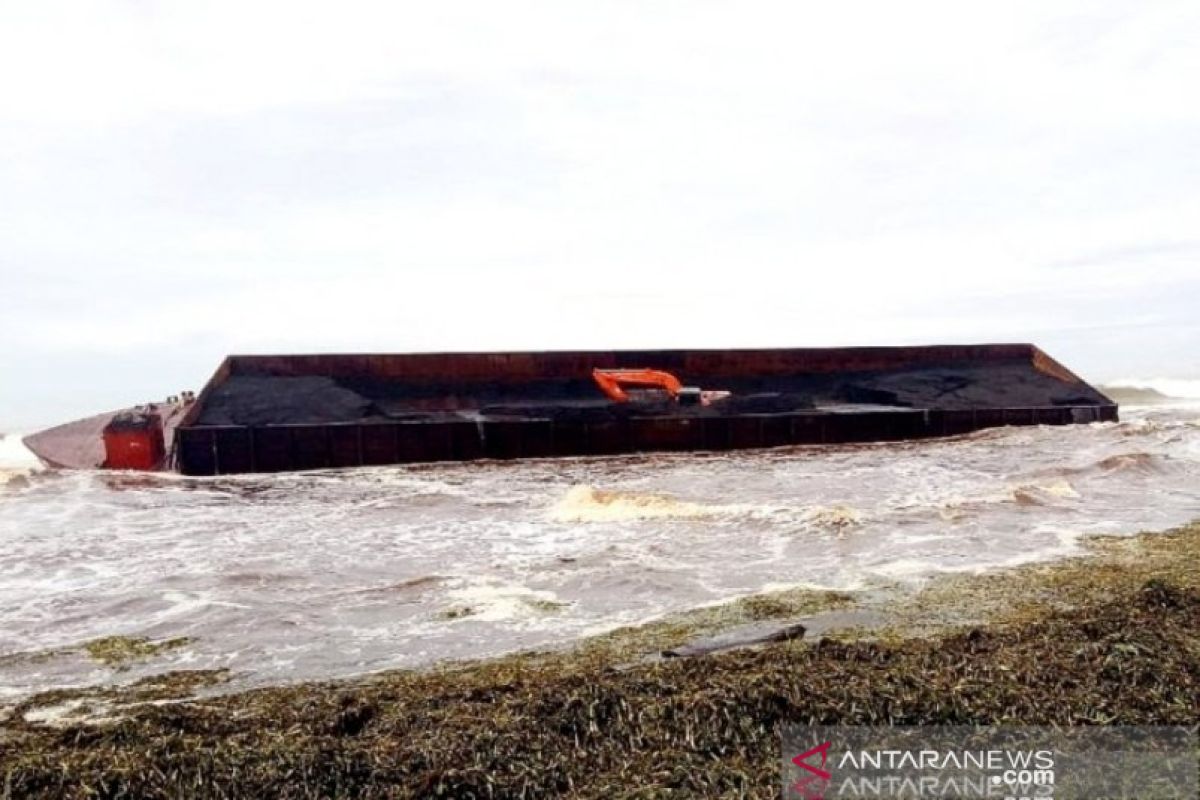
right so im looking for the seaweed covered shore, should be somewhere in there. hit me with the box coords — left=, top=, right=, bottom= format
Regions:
left=3, top=522, right=1199, bottom=799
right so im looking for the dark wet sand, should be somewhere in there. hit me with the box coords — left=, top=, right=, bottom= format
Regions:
left=2, top=520, right=1197, bottom=799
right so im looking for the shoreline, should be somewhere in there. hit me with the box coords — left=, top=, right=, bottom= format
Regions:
left=2, top=519, right=1198, bottom=797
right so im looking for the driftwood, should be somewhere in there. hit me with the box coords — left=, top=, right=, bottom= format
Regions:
left=662, top=621, right=806, bottom=658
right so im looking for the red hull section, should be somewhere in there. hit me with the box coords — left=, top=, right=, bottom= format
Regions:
left=101, top=410, right=167, bottom=470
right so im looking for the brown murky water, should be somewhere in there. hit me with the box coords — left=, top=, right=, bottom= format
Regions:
left=2, top=401, right=1199, bottom=704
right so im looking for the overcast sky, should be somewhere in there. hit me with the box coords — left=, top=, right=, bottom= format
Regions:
left=2, top=1, right=1198, bottom=429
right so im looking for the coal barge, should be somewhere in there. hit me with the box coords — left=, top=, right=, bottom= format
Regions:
left=24, top=345, right=1117, bottom=476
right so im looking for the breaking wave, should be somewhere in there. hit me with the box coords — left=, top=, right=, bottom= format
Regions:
left=1033, top=451, right=1169, bottom=482
left=1096, top=452, right=1162, bottom=473
left=1011, top=479, right=1080, bottom=506
left=548, top=484, right=735, bottom=522
left=441, top=580, right=569, bottom=623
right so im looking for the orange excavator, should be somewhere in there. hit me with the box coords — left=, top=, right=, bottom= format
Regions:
left=591, top=368, right=729, bottom=407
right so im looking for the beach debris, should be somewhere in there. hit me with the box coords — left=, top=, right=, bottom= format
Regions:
left=662, top=621, right=806, bottom=657
left=436, top=605, right=476, bottom=621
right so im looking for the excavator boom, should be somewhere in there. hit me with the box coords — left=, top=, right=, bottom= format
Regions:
left=592, top=368, right=684, bottom=403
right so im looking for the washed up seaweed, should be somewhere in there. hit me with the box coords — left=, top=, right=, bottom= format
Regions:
left=82, top=636, right=192, bottom=668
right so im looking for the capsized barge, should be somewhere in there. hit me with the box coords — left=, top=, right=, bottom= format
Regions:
left=24, top=345, right=1117, bottom=476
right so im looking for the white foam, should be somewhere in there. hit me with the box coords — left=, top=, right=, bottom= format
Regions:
left=442, top=581, right=568, bottom=623
left=22, top=697, right=102, bottom=727
left=867, top=558, right=936, bottom=580
left=0, top=433, right=42, bottom=484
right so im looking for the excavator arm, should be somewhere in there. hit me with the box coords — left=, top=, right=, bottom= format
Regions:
left=591, top=368, right=684, bottom=403
left=592, top=371, right=686, bottom=402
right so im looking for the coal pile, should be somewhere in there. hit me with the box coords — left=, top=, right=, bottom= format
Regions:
left=196, top=376, right=376, bottom=426
left=862, top=364, right=1105, bottom=409
left=750, top=363, right=1108, bottom=410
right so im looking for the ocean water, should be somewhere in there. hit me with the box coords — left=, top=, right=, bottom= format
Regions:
left=2, top=388, right=1199, bottom=703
